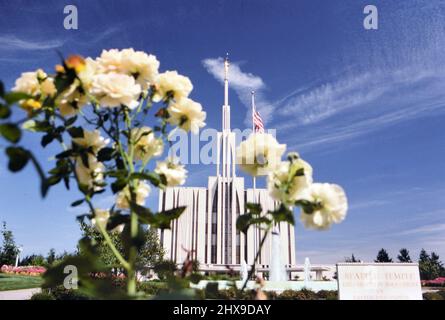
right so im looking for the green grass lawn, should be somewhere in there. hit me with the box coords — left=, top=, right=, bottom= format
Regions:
left=0, top=273, right=43, bottom=291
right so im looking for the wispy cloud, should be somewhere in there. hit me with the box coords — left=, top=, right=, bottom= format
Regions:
left=276, top=66, right=445, bottom=153
left=203, top=56, right=445, bottom=152
left=0, top=35, right=64, bottom=51
left=202, top=57, right=273, bottom=125
left=396, top=223, right=445, bottom=236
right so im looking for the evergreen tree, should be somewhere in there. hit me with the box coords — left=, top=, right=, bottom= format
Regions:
left=46, top=248, right=56, bottom=266
left=375, top=248, right=393, bottom=262
left=79, top=222, right=164, bottom=272
left=345, top=254, right=360, bottom=262
left=397, top=248, right=412, bottom=263
left=0, top=221, right=18, bottom=265
left=418, top=249, right=444, bottom=280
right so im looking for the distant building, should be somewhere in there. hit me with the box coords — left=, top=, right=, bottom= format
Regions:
left=158, top=57, right=296, bottom=276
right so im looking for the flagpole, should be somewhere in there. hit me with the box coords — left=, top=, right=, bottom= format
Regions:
left=251, top=91, right=258, bottom=271
left=251, top=91, right=256, bottom=194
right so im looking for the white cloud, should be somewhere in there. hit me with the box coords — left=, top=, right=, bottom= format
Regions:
left=0, top=35, right=64, bottom=51
left=277, top=66, right=445, bottom=153
left=396, top=223, right=445, bottom=236
left=202, top=57, right=273, bottom=126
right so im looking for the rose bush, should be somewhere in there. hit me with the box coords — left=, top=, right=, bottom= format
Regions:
left=236, top=132, right=348, bottom=289
left=0, top=48, right=206, bottom=298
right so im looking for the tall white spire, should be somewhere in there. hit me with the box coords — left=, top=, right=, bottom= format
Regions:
left=222, top=53, right=231, bottom=132
left=224, top=53, right=229, bottom=107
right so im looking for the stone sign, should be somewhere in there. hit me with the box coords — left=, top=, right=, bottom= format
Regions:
left=336, top=263, right=422, bottom=300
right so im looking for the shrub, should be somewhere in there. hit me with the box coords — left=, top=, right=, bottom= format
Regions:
left=30, top=292, right=55, bottom=300
left=277, top=289, right=318, bottom=300
left=317, top=290, right=338, bottom=300
left=423, top=292, right=444, bottom=300
left=153, top=260, right=177, bottom=280
left=45, top=286, right=91, bottom=300
left=138, top=281, right=168, bottom=296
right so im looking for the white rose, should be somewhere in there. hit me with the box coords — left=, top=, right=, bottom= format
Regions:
left=131, top=126, right=163, bottom=162
left=91, top=73, right=141, bottom=109
left=268, top=156, right=313, bottom=204
left=91, top=209, right=124, bottom=233
left=116, top=181, right=151, bottom=209
left=121, top=48, right=159, bottom=89
left=13, top=69, right=56, bottom=97
left=91, top=209, right=110, bottom=231
left=167, top=98, right=206, bottom=133
left=155, top=159, right=187, bottom=187
left=77, top=57, right=98, bottom=90
left=72, top=129, right=109, bottom=154
left=236, top=133, right=286, bottom=176
left=299, top=183, right=348, bottom=230
left=75, top=156, right=105, bottom=191
left=153, top=71, right=193, bottom=102
left=96, top=49, right=123, bottom=74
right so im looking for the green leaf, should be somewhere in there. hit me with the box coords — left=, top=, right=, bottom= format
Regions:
left=55, top=149, right=74, bottom=159
left=270, top=204, right=295, bottom=225
left=0, top=104, right=10, bottom=119
left=97, top=147, right=115, bottom=162
left=71, top=199, right=85, bottom=207
left=129, top=201, right=154, bottom=224
left=152, top=206, right=186, bottom=229
left=106, top=213, right=130, bottom=231
left=5, top=147, right=29, bottom=172
left=111, top=177, right=127, bottom=194
left=65, top=115, right=78, bottom=126
left=236, top=214, right=252, bottom=234
left=295, top=199, right=315, bottom=215
left=4, top=92, right=31, bottom=105
left=67, top=126, right=84, bottom=138
left=41, top=133, right=54, bottom=147
left=46, top=175, right=61, bottom=186
left=22, top=120, right=52, bottom=132
left=0, top=123, right=21, bottom=143
left=246, top=202, right=262, bottom=215
left=130, top=171, right=164, bottom=188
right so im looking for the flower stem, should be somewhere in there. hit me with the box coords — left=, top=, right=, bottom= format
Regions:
left=241, top=226, right=271, bottom=291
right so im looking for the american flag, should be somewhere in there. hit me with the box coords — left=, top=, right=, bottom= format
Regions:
left=252, top=105, right=265, bottom=133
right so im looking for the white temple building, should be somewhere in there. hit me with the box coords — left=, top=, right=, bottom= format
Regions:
left=158, top=57, right=297, bottom=276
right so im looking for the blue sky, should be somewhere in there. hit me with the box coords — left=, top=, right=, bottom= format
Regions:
left=0, top=0, right=444, bottom=264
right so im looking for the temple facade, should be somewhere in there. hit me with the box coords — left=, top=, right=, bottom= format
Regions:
left=158, top=57, right=296, bottom=274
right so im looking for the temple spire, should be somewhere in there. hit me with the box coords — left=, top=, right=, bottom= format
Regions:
left=224, top=53, right=229, bottom=107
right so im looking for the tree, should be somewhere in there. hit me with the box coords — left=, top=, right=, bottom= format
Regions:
left=46, top=248, right=56, bottom=266
left=0, top=221, right=18, bottom=265
left=20, top=254, right=46, bottom=266
left=79, top=222, right=164, bottom=272
left=345, top=254, right=360, bottom=263
left=397, top=248, right=412, bottom=263
left=138, top=227, right=165, bottom=269
left=418, top=249, right=444, bottom=280
left=375, top=248, right=393, bottom=263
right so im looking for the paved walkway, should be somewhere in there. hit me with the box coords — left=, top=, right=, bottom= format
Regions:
left=0, top=288, right=41, bottom=300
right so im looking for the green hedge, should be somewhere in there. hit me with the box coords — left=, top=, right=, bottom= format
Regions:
left=31, top=282, right=338, bottom=300
left=423, top=290, right=445, bottom=300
